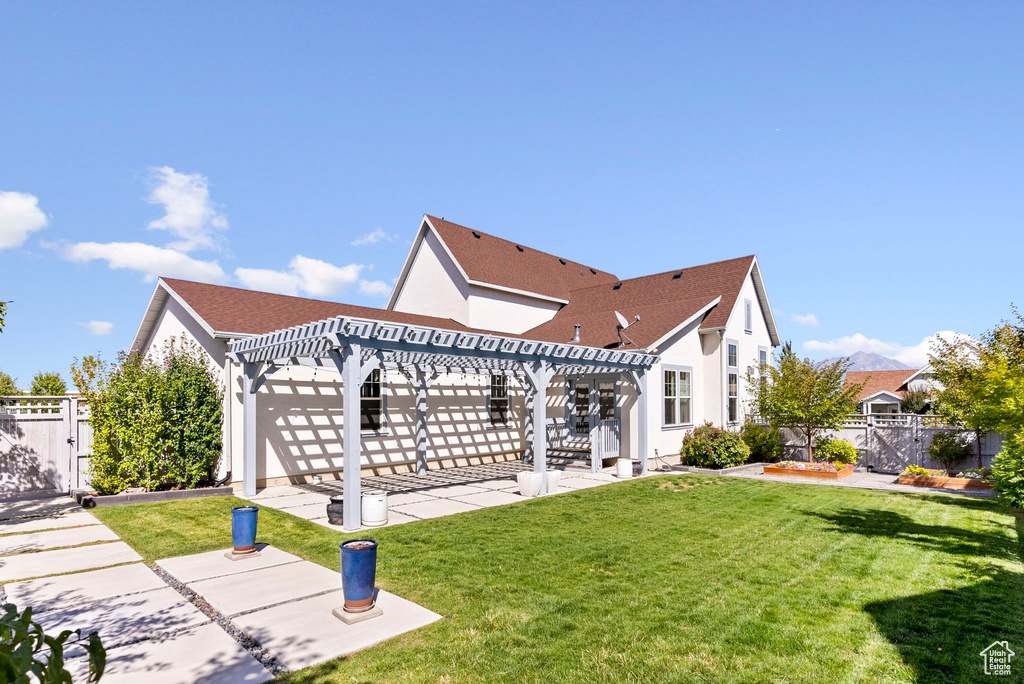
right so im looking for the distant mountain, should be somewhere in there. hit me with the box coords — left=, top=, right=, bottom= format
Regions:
left=825, top=351, right=913, bottom=372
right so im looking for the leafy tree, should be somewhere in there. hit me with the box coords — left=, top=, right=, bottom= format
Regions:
left=746, top=342, right=863, bottom=462
left=927, top=431, right=972, bottom=474
left=0, top=300, right=8, bottom=333
left=0, top=372, right=19, bottom=397
left=899, top=387, right=932, bottom=414
left=29, top=372, right=67, bottom=396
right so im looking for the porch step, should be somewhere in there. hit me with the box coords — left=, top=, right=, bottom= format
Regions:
left=545, top=457, right=593, bottom=471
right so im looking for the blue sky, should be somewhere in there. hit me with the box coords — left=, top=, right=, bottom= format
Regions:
left=1, top=2, right=1021, bottom=387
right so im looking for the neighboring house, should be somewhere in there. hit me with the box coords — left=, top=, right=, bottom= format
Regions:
left=131, top=214, right=780, bottom=512
left=845, top=367, right=939, bottom=414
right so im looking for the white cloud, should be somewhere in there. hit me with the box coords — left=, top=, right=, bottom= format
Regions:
left=358, top=279, right=392, bottom=297
left=146, top=166, right=228, bottom=252
left=59, top=241, right=226, bottom=283
left=803, top=330, right=972, bottom=367
left=78, top=321, right=114, bottom=336
left=790, top=313, right=820, bottom=329
left=235, top=255, right=366, bottom=297
left=0, top=191, right=49, bottom=250
left=351, top=229, right=399, bottom=246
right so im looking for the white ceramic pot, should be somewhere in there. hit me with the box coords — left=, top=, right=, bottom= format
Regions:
left=545, top=470, right=561, bottom=493
left=616, top=458, right=633, bottom=479
left=517, top=471, right=543, bottom=497
left=361, top=490, right=388, bottom=527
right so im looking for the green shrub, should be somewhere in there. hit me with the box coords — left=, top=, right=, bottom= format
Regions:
left=927, top=431, right=972, bottom=474
left=740, top=423, right=783, bottom=462
left=990, top=432, right=1024, bottom=509
left=814, top=437, right=860, bottom=465
left=681, top=423, right=750, bottom=469
left=0, top=602, right=105, bottom=683
left=72, top=337, right=223, bottom=495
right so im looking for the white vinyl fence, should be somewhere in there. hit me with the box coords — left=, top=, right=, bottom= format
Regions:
left=749, top=413, right=1004, bottom=473
left=0, top=396, right=92, bottom=494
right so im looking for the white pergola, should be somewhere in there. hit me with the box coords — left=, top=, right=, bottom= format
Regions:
left=229, top=315, right=657, bottom=530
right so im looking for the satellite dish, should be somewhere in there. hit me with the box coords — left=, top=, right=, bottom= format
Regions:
left=614, top=311, right=630, bottom=329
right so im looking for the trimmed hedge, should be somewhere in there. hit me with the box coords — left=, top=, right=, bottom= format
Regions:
left=681, top=423, right=750, bottom=469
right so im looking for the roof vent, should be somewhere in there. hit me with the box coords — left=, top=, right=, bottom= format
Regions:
left=613, top=282, right=622, bottom=290
left=516, top=245, right=524, bottom=252
left=559, top=258, right=566, bottom=265
left=572, top=324, right=581, bottom=343
left=672, top=271, right=682, bottom=279
left=589, top=268, right=596, bottom=274
left=472, top=231, right=481, bottom=238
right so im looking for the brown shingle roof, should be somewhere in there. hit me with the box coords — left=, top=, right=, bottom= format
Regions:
left=161, top=278, right=474, bottom=337
left=426, top=215, right=620, bottom=300
left=844, top=369, right=920, bottom=401
left=522, top=256, right=755, bottom=349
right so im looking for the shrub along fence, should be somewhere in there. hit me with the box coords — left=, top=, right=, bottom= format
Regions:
left=746, top=413, right=1004, bottom=473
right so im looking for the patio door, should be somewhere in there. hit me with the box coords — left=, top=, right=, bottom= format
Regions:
left=571, top=380, right=593, bottom=440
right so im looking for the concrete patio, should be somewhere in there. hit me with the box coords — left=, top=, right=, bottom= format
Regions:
left=238, top=462, right=628, bottom=530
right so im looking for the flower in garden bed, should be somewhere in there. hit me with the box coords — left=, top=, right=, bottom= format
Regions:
left=773, top=460, right=848, bottom=472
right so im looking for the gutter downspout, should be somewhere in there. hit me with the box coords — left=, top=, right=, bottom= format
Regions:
left=720, top=330, right=728, bottom=427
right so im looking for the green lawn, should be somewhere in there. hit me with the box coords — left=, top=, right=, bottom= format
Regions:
left=92, top=475, right=1024, bottom=683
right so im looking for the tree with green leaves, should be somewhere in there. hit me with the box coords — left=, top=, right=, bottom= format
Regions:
left=0, top=602, right=105, bottom=683
left=29, top=372, right=67, bottom=396
left=0, top=372, right=19, bottom=397
left=0, top=300, right=8, bottom=333
left=746, top=342, right=864, bottom=462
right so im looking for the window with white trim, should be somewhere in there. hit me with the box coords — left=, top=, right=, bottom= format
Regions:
left=489, top=374, right=509, bottom=426
left=663, top=368, right=692, bottom=427
left=728, top=373, right=738, bottom=423
left=744, top=299, right=753, bottom=333
left=728, top=343, right=738, bottom=368
left=360, top=369, right=383, bottom=432
left=726, top=339, right=739, bottom=424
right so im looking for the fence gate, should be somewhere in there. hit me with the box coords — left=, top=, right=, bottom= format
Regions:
left=0, top=396, right=91, bottom=495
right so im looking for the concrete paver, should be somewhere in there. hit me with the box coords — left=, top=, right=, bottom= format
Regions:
left=256, top=492, right=330, bottom=509
left=38, top=587, right=209, bottom=650
left=232, top=588, right=441, bottom=671
left=450, top=490, right=529, bottom=508
left=391, top=498, right=482, bottom=519
left=311, top=511, right=419, bottom=530
left=415, top=484, right=489, bottom=498
left=0, top=511, right=99, bottom=536
left=243, top=485, right=308, bottom=500
left=66, top=622, right=273, bottom=684
left=0, top=496, right=79, bottom=521
left=0, top=541, right=142, bottom=583
left=0, top=525, right=119, bottom=556
left=468, top=478, right=521, bottom=490
left=559, top=477, right=607, bottom=490
left=273, top=501, right=328, bottom=520
left=188, top=561, right=342, bottom=616
left=383, top=491, right=437, bottom=505
left=5, top=563, right=166, bottom=613
left=156, top=545, right=303, bottom=584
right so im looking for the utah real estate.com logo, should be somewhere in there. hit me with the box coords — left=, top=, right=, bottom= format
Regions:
left=980, top=641, right=1014, bottom=676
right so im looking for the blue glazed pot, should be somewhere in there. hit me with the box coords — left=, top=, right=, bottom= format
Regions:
left=340, top=539, right=378, bottom=612
left=231, top=506, right=259, bottom=554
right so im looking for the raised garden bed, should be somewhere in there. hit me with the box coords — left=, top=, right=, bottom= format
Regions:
left=73, top=485, right=234, bottom=508
left=763, top=463, right=855, bottom=480
left=896, top=475, right=992, bottom=490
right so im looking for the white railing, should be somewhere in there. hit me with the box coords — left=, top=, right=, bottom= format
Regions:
left=546, top=420, right=566, bottom=449
left=746, top=413, right=960, bottom=429
left=591, top=419, right=621, bottom=471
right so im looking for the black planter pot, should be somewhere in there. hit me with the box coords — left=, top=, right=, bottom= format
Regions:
left=326, top=496, right=344, bottom=526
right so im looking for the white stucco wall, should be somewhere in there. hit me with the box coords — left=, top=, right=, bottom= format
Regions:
left=721, top=273, right=775, bottom=425
left=466, top=285, right=561, bottom=334
left=391, top=229, right=470, bottom=324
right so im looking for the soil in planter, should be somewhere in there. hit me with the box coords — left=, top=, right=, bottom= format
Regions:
left=343, top=541, right=375, bottom=549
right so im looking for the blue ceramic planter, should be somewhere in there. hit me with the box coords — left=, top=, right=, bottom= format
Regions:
left=340, top=539, right=378, bottom=612
left=231, top=506, right=259, bottom=554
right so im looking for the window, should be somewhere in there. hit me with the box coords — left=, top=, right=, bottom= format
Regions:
left=663, top=368, right=692, bottom=427
left=727, top=343, right=738, bottom=368
left=744, top=299, right=753, bottom=333
left=728, top=372, right=738, bottom=423
left=759, top=349, right=768, bottom=367
left=360, top=369, right=383, bottom=432
left=489, top=374, right=509, bottom=425
left=574, top=383, right=591, bottom=434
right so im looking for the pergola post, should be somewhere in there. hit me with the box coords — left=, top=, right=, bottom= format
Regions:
left=241, top=362, right=259, bottom=497
left=523, top=389, right=534, bottom=463
left=330, top=344, right=363, bottom=531
left=522, top=362, right=556, bottom=490
left=637, top=369, right=649, bottom=476
left=402, top=368, right=437, bottom=476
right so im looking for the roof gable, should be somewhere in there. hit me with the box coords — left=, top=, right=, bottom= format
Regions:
left=845, top=369, right=921, bottom=401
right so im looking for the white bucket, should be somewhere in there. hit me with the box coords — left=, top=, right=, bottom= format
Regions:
left=361, top=490, right=388, bottom=527
left=545, top=470, right=561, bottom=493
left=517, top=472, right=543, bottom=497
left=616, top=458, right=633, bottom=479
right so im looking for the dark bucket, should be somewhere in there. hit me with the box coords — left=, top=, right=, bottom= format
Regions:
left=231, top=506, right=259, bottom=554
left=340, top=539, right=378, bottom=612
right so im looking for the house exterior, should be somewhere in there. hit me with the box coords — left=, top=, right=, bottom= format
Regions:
left=130, top=214, right=779, bottom=523
left=845, top=367, right=938, bottom=414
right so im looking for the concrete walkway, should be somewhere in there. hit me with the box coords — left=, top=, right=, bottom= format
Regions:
left=239, top=462, right=629, bottom=529
left=719, top=464, right=999, bottom=497
left=0, top=494, right=272, bottom=684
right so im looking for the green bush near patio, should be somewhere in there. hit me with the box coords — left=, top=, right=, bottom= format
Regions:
left=814, top=436, right=860, bottom=465
left=740, top=422, right=783, bottom=462
left=680, top=422, right=750, bottom=469
left=92, top=476, right=1024, bottom=683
